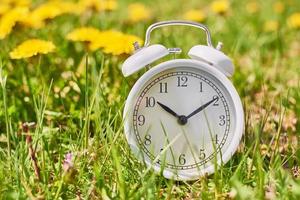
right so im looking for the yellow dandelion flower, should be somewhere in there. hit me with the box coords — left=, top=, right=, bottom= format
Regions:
left=183, top=9, right=206, bottom=22
left=0, top=0, right=31, bottom=16
left=0, top=7, right=28, bottom=39
left=79, top=0, right=117, bottom=12
left=128, top=3, right=151, bottom=23
left=102, top=34, right=143, bottom=55
left=66, top=27, right=102, bottom=43
left=211, top=0, right=229, bottom=15
left=21, top=3, right=62, bottom=28
left=0, top=4, right=10, bottom=16
left=287, top=13, right=300, bottom=29
left=21, top=1, right=80, bottom=28
left=98, top=0, right=117, bottom=11
left=17, top=0, right=32, bottom=7
left=67, top=27, right=143, bottom=55
left=246, top=1, right=259, bottom=14
left=2, top=0, right=31, bottom=7
left=9, top=39, right=56, bottom=59
left=88, top=30, right=123, bottom=51
left=51, top=1, right=82, bottom=14
left=273, top=2, right=284, bottom=14
left=263, top=20, right=279, bottom=32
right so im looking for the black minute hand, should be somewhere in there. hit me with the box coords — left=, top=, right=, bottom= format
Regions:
left=186, top=97, right=218, bottom=119
left=157, top=101, right=179, bottom=118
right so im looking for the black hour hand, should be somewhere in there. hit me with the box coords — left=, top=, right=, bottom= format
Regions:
left=157, top=101, right=179, bottom=118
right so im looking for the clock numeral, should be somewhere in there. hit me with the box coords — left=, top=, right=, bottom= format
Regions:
left=213, top=95, right=219, bottom=106
left=178, top=154, right=186, bottom=165
left=213, top=134, right=219, bottom=144
left=177, top=76, right=188, bottom=87
left=145, top=97, right=155, bottom=107
left=159, top=82, right=168, bottom=93
left=219, top=115, right=225, bottom=126
left=144, top=134, right=151, bottom=145
left=199, top=149, right=206, bottom=160
left=199, top=82, right=203, bottom=92
left=137, top=115, right=145, bottom=126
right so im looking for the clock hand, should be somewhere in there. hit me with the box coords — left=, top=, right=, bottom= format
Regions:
left=186, top=97, right=218, bottom=119
left=157, top=101, right=188, bottom=125
left=157, top=101, right=179, bottom=118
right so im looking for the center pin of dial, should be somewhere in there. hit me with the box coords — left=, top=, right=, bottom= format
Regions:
left=177, top=115, right=188, bottom=125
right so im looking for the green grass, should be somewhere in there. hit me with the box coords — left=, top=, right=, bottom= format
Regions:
left=0, top=0, right=300, bottom=199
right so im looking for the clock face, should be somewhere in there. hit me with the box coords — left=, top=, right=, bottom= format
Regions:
left=132, top=66, right=236, bottom=171
left=124, top=60, right=244, bottom=180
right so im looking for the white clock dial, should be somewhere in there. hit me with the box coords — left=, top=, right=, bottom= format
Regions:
left=124, top=59, right=244, bottom=180
left=132, top=66, right=235, bottom=170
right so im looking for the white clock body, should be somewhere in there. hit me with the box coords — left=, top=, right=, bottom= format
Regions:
left=123, top=59, right=244, bottom=181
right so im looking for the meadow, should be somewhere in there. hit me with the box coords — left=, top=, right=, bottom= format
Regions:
left=0, top=0, right=300, bottom=199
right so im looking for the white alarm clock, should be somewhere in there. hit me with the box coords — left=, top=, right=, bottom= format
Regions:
left=122, top=20, right=244, bottom=181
